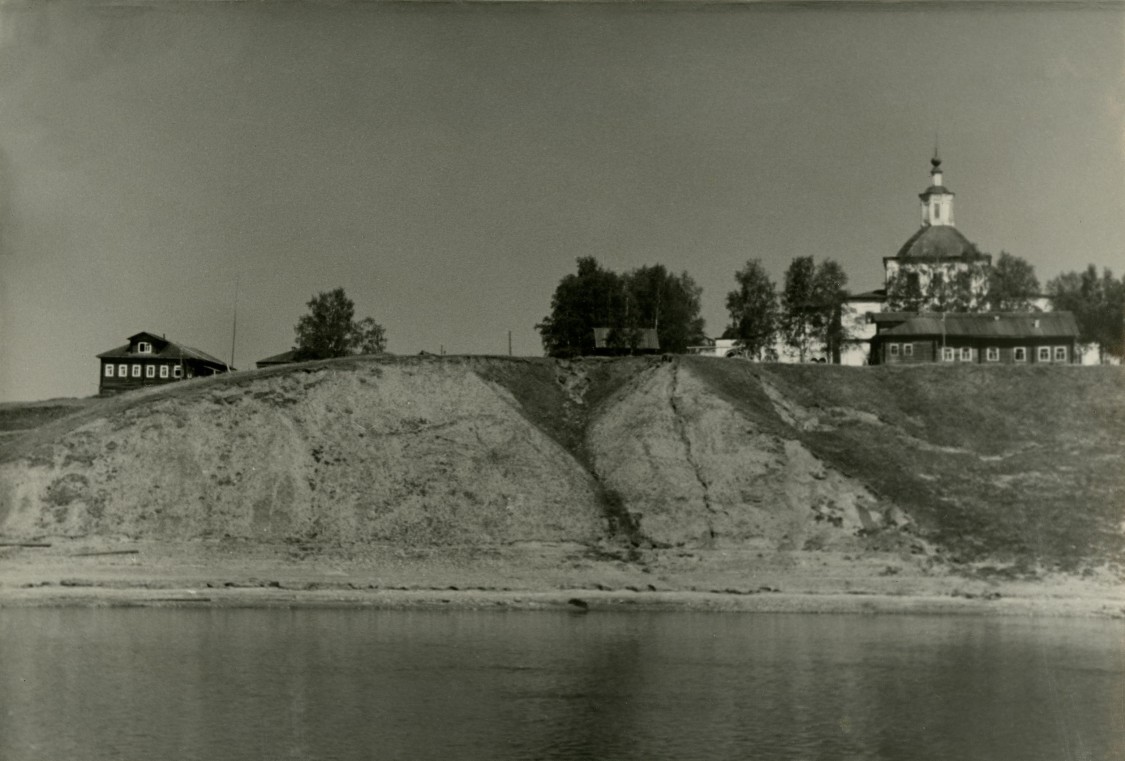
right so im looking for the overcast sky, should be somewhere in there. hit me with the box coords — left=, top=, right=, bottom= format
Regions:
left=1, top=1, right=1123, bottom=401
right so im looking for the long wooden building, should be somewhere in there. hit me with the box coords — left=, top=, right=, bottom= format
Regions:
left=871, top=312, right=1080, bottom=365
left=96, top=331, right=232, bottom=395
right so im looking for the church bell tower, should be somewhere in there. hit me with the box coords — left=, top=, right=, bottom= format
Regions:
left=919, top=151, right=955, bottom=227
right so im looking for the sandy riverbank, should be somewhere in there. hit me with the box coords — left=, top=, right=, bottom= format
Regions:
left=2, top=540, right=1122, bottom=617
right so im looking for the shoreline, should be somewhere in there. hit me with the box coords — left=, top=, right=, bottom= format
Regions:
left=3, top=582, right=1124, bottom=619
left=2, top=540, right=1123, bottom=617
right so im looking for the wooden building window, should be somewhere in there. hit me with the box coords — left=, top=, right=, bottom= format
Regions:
left=137, top=342, right=152, bottom=354
left=1038, top=347, right=1051, bottom=362
left=889, top=343, right=900, bottom=357
left=1054, top=347, right=1067, bottom=362
left=1014, top=348, right=1027, bottom=362
left=986, top=347, right=999, bottom=362
left=173, top=366, right=183, bottom=379
left=131, top=364, right=141, bottom=378
left=118, top=363, right=128, bottom=377
left=160, top=365, right=169, bottom=379
left=942, top=347, right=955, bottom=362
left=903, top=344, right=914, bottom=357
left=104, top=365, right=114, bottom=377
left=960, top=347, right=972, bottom=362
left=145, top=365, right=155, bottom=379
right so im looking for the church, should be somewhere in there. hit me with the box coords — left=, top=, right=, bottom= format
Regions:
left=833, top=153, right=1080, bottom=366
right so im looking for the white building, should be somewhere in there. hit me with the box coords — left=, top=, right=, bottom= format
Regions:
left=714, top=152, right=1107, bottom=365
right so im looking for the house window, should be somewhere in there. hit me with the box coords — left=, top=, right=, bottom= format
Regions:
left=1014, top=347, right=1027, bottom=362
left=942, top=347, right=955, bottom=362
left=131, top=364, right=141, bottom=378
left=986, top=347, right=999, bottom=362
left=173, top=366, right=183, bottom=379
left=137, top=342, right=152, bottom=354
left=118, top=363, right=128, bottom=377
left=145, top=365, right=155, bottom=379
left=1054, top=346, right=1067, bottom=362
left=903, top=344, right=914, bottom=357
left=960, top=347, right=972, bottom=362
left=889, top=343, right=900, bottom=357
left=1038, top=346, right=1051, bottom=362
left=160, top=365, right=169, bottom=379
left=105, top=364, right=115, bottom=378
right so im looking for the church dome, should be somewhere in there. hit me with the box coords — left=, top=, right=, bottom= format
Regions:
left=893, top=224, right=982, bottom=260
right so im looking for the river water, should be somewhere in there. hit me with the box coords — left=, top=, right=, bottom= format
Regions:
left=0, top=609, right=1121, bottom=761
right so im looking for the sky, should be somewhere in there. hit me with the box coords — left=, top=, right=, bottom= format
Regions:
left=1, top=1, right=1123, bottom=401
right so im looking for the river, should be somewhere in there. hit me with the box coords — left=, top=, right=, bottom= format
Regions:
left=1, top=609, right=1121, bottom=760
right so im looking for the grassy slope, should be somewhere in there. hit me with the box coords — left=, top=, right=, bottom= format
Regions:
left=470, top=356, right=652, bottom=465
left=0, top=398, right=96, bottom=438
left=688, top=358, right=1125, bottom=571
left=471, top=355, right=654, bottom=540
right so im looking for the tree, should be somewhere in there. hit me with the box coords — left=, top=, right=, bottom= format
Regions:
left=986, top=252, right=1041, bottom=311
left=780, top=257, right=849, bottom=362
left=352, top=317, right=388, bottom=355
left=537, top=258, right=706, bottom=357
left=622, top=265, right=707, bottom=353
left=724, top=259, right=778, bottom=360
left=781, top=256, right=818, bottom=361
left=1047, top=266, right=1125, bottom=361
left=812, top=259, right=850, bottom=362
left=884, top=267, right=927, bottom=312
left=537, top=257, right=625, bottom=357
left=293, top=288, right=387, bottom=360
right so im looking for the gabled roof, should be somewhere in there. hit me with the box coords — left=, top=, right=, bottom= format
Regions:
left=127, top=331, right=168, bottom=346
left=879, top=312, right=1079, bottom=339
left=846, top=288, right=886, bottom=302
left=97, top=331, right=230, bottom=368
left=593, top=327, right=660, bottom=351
left=256, top=350, right=299, bottom=366
left=892, top=224, right=985, bottom=261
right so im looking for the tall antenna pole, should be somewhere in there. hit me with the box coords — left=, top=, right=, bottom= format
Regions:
left=229, top=274, right=239, bottom=370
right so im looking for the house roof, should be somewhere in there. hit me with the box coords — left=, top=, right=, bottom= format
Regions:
left=870, top=311, right=929, bottom=324
left=593, top=327, right=660, bottom=351
left=892, top=224, right=984, bottom=261
left=879, top=312, right=1079, bottom=339
left=846, top=289, right=887, bottom=302
left=97, top=331, right=230, bottom=368
left=255, top=350, right=299, bottom=366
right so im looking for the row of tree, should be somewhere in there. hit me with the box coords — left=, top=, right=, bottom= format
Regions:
left=536, top=258, right=706, bottom=357
left=537, top=254, right=1125, bottom=362
left=284, top=260, right=1125, bottom=364
left=724, top=257, right=848, bottom=362
left=1049, top=265, right=1125, bottom=361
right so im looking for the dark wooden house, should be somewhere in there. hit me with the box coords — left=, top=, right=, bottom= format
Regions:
left=254, top=350, right=299, bottom=369
left=591, top=327, right=661, bottom=356
left=871, top=312, right=1080, bottom=365
left=97, top=331, right=232, bottom=395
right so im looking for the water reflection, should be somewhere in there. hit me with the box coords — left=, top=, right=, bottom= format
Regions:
left=0, top=610, right=1121, bottom=761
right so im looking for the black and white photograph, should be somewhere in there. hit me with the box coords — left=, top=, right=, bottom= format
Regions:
left=0, top=1, right=1123, bottom=759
